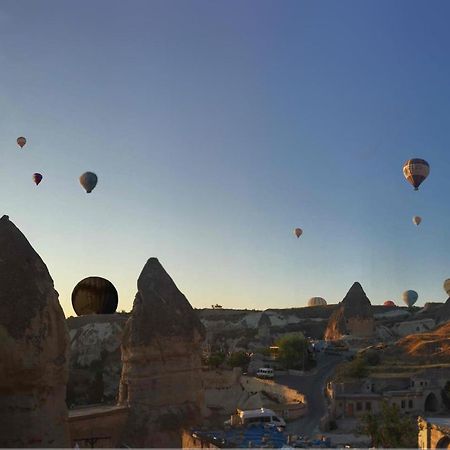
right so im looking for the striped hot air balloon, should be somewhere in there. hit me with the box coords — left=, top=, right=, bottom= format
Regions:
left=402, top=290, right=418, bottom=307
left=308, top=297, right=327, bottom=307
left=71, top=276, right=118, bottom=316
left=403, top=159, right=430, bottom=191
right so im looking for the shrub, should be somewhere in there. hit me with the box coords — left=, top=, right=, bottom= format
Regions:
left=364, top=350, right=381, bottom=366
left=226, top=351, right=250, bottom=369
left=358, top=401, right=417, bottom=448
left=205, top=352, right=226, bottom=368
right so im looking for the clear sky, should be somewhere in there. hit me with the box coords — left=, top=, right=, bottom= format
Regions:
left=1, top=0, right=449, bottom=316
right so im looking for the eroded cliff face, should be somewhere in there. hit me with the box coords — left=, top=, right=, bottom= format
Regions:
left=0, top=215, right=70, bottom=447
left=67, top=314, right=128, bottom=406
left=324, top=282, right=375, bottom=341
left=118, top=258, right=205, bottom=448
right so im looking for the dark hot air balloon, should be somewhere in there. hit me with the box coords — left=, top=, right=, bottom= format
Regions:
left=403, top=159, right=430, bottom=190
left=79, top=171, right=98, bottom=193
left=412, top=216, right=422, bottom=226
left=71, top=276, right=118, bottom=316
left=294, top=228, right=303, bottom=238
left=17, top=136, right=27, bottom=148
left=33, top=173, right=43, bottom=186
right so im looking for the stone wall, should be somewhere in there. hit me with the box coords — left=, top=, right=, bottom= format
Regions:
left=418, top=417, right=450, bottom=449
left=67, top=314, right=128, bottom=406
left=347, top=317, right=375, bottom=338
left=202, top=369, right=306, bottom=421
left=69, top=405, right=129, bottom=448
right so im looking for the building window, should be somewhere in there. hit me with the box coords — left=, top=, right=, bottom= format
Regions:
left=401, top=400, right=406, bottom=409
left=356, top=402, right=362, bottom=411
left=365, top=402, right=371, bottom=411
left=408, top=400, right=413, bottom=409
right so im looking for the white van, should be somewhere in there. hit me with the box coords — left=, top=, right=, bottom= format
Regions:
left=256, top=367, right=274, bottom=379
left=227, top=408, right=286, bottom=429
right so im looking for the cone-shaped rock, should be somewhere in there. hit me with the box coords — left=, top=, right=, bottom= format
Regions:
left=118, top=258, right=205, bottom=447
left=0, top=215, right=70, bottom=447
left=324, top=282, right=374, bottom=341
left=341, top=282, right=372, bottom=312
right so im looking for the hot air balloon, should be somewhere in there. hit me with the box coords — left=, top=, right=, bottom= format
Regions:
left=17, top=136, right=27, bottom=148
left=33, top=173, right=43, bottom=186
left=72, top=276, right=118, bottom=316
left=413, top=216, right=422, bottom=226
left=383, top=300, right=396, bottom=307
left=79, top=172, right=98, bottom=193
left=308, top=297, right=327, bottom=307
left=443, top=279, right=450, bottom=296
left=403, top=159, right=430, bottom=190
left=402, top=290, right=418, bottom=307
left=294, top=228, right=303, bottom=238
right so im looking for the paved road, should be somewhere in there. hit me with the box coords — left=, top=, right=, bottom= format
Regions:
left=276, top=353, right=344, bottom=437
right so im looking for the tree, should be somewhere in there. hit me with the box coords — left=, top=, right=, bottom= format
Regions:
left=363, top=349, right=380, bottom=366
left=347, top=357, right=369, bottom=378
left=275, top=333, right=308, bottom=370
left=358, top=401, right=417, bottom=448
left=204, top=352, right=226, bottom=368
left=226, top=351, right=250, bottom=369
left=335, top=356, right=368, bottom=380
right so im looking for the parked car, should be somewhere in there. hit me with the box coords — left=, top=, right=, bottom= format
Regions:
left=225, top=408, right=286, bottom=429
left=256, top=367, right=274, bottom=379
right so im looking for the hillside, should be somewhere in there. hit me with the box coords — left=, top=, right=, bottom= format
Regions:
left=393, top=320, right=450, bottom=361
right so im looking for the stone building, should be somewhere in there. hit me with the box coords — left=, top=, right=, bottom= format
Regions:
left=327, top=369, right=450, bottom=419
left=418, top=417, right=450, bottom=449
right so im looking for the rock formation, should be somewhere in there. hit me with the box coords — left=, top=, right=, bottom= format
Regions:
left=257, top=312, right=271, bottom=345
left=67, top=314, right=128, bottom=406
left=118, top=258, right=205, bottom=447
left=437, top=297, right=450, bottom=323
left=0, top=215, right=70, bottom=447
left=324, top=282, right=374, bottom=340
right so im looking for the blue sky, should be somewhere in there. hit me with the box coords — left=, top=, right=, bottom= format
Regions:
left=0, top=0, right=449, bottom=316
